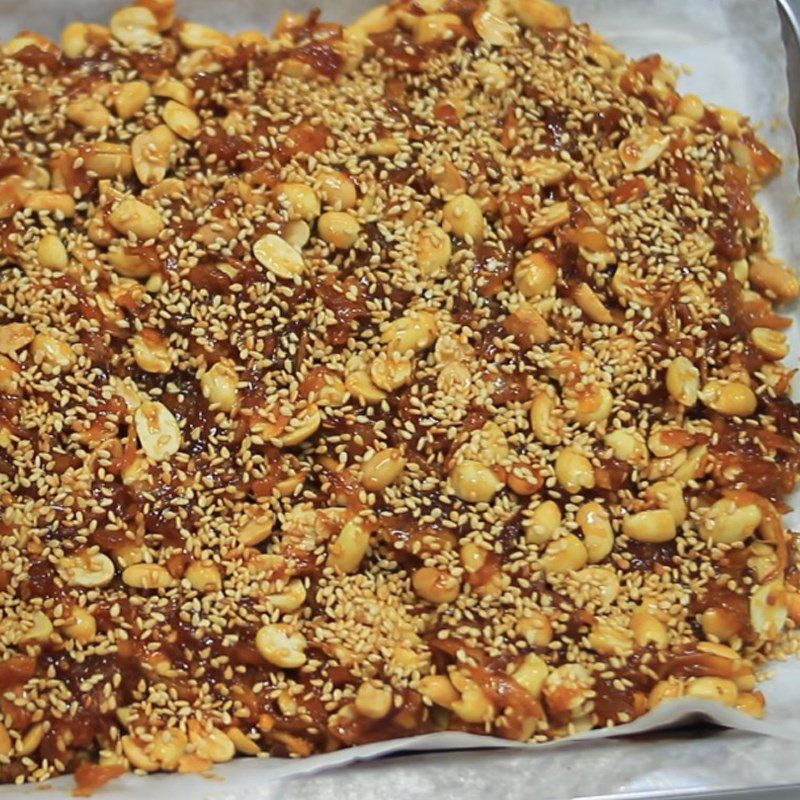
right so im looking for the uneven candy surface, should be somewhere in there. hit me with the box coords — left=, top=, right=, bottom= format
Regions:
left=0, top=0, right=798, bottom=789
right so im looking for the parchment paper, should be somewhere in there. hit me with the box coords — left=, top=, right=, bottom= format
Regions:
left=2, top=0, right=800, bottom=796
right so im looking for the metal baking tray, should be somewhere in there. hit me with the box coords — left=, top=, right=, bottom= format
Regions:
left=0, top=3, right=796, bottom=800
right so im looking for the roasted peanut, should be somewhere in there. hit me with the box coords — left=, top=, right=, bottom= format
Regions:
left=412, top=566, right=460, bottom=604
left=555, top=447, right=595, bottom=494
left=622, top=508, right=677, bottom=543
left=256, top=624, right=307, bottom=669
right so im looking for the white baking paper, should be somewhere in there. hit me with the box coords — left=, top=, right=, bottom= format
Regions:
left=1, top=0, right=800, bottom=796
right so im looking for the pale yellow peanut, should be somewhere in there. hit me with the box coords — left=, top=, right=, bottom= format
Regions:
left=604, top=428, right=648, bottom=467
left=267, top=579, right=307, bottom=613
left=529, top=389, right=562, bottom=446
left=577, top=501, right=614, bottom=563
left=700, top=607, right=740, bottom=642
left=414, top=13, right=461, bottom=44
left=460, top=542, right=489, bottom=573
left=132, top=124, right=176, bottom=186
left=19, top=611, right=54, bottom=644
left=116, top=80, right=151, bottom=119
left=318, top=211, right=360, bottom=249
left=83, top=142, right=133, bottom=179
left=699, top=380, right=757, bottom=417
left=521, top=156, right=571, bottom=186
left=589, top=622, right=633, bottom=656
left=346, top=369, right=387, bottom=404
left=161, top=100, right=201, bottom=140
left=673, top=443, right=709, bottom=482
left=16, top=724, right=45, bottom=757
left=412, top=566, right=460, bottom=604
left=134, top=400, right=181, bottom=461
left=450, top=672, right=495, bottom=723
left=185, top=562, right=222, bottom=592
left=750, top=580, right=788, bottom=639
left=417, top=674, right=459, bottom=709
left=574, top=566, right=620, bottom=605
left=0, top=724, right=10, bottom=758
left=542, top=664, right=594, bottom=717
left=0, top=356, right=21, bottom=395
left=132, top=330, right=172, bottom=373
left=749, top=256, right=799, bottom=301
left=631, top=608, right=668, bottom=648
left=736, top=692, right=766, bottom=718
left=253, top=234, right=305, bottom=278
left=370, top=351, right=412, bottom=392
left=619, top=127, right=670, bottom=172
left=572, top=385, right=613, bottom=425
left=283, top=220, right=310, bottom=250
left=751, top=328, right=788, bottom=360
left=66, top=97, right=112, bottom=130
left=442, top=194, right=484, bottom=242
left=237, top=512, right=274, bottom=546
left=4, top=32, right=56, bottom=55
left=365, top=137, right=401, bottom=157
left=622, top=508, right=677, bottom=543
left=699, top=498, right=761, bottom=544
left=122, top=563, right=176, bottom=589
left=473, top=4, right=517, bottom=45
left=572, top=282, right=612, bottom=324
left=109, top=198, right=164, bottom=239
left=506, top=303, right=550, bottom=344
left=274, top=182, right=320, bottom=221
left=523, top=500, right=562, bottom=544
left=137, top=0, right=176, bottom=31
left=110, top=6, right=161, bottom=47
left=648, top=680, right=684, bottom=710
left=24, top=190, right=75, bottom=217
left=121, top=736, right=158, bottom=771
left=355, top=682, right=393, bottom=719
left=516, top=611, right=553, bottom=647
left=513, top=654, right=549, bottom=698
left=514, top=252, right=557, bottom=297
left=316, top=170, right=357, bottom=210
left=0, top=323, right=34, bottom=355
left=37, top=235, right=68, bottom=270
left=62, top=607, right=96, bottom=644
left=58, top=552, right=115, bottom=588
left=279, top=404, right=321, bottom=447
left=327, top=517, right=370, bottom=573
left=382, top=310, right=438, bottom=354
left=646, top=479, right=687, bottom=525
left=61, top=22, right=111, bottom=57
left=428, top=161, right=466, bottom=197
left=676, top=94, right=704, bottom=121
left=227, top=728, right=261, bottom=756
left=666, top=356, right=699, bottom=406
left=152, top=77, right=193, bottom=106
left=555, top=447, right=595, bottom=494
left=474, top=60, right=511, bottom=91
left=200, top=360, right=238, bottom=412
left=528, top=202, right=570, bottom=237
left=541, top=533, right=588, bottom=573
left=31, top=333, right=75, bottom=371
left=256, top=624, right=307, bottom=669
left=509, top=0, right=571, bottom=30
left=189, top=723, right=235, bottom=764
left=362, top=448, right=406, bottom=491
left=148, top=729, right=188, bottom=770
left=177, top=20, right=231, bottom=50
left=685, top=677, right=738, bottom=707
left=450, top=460, right=503, bottom=503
